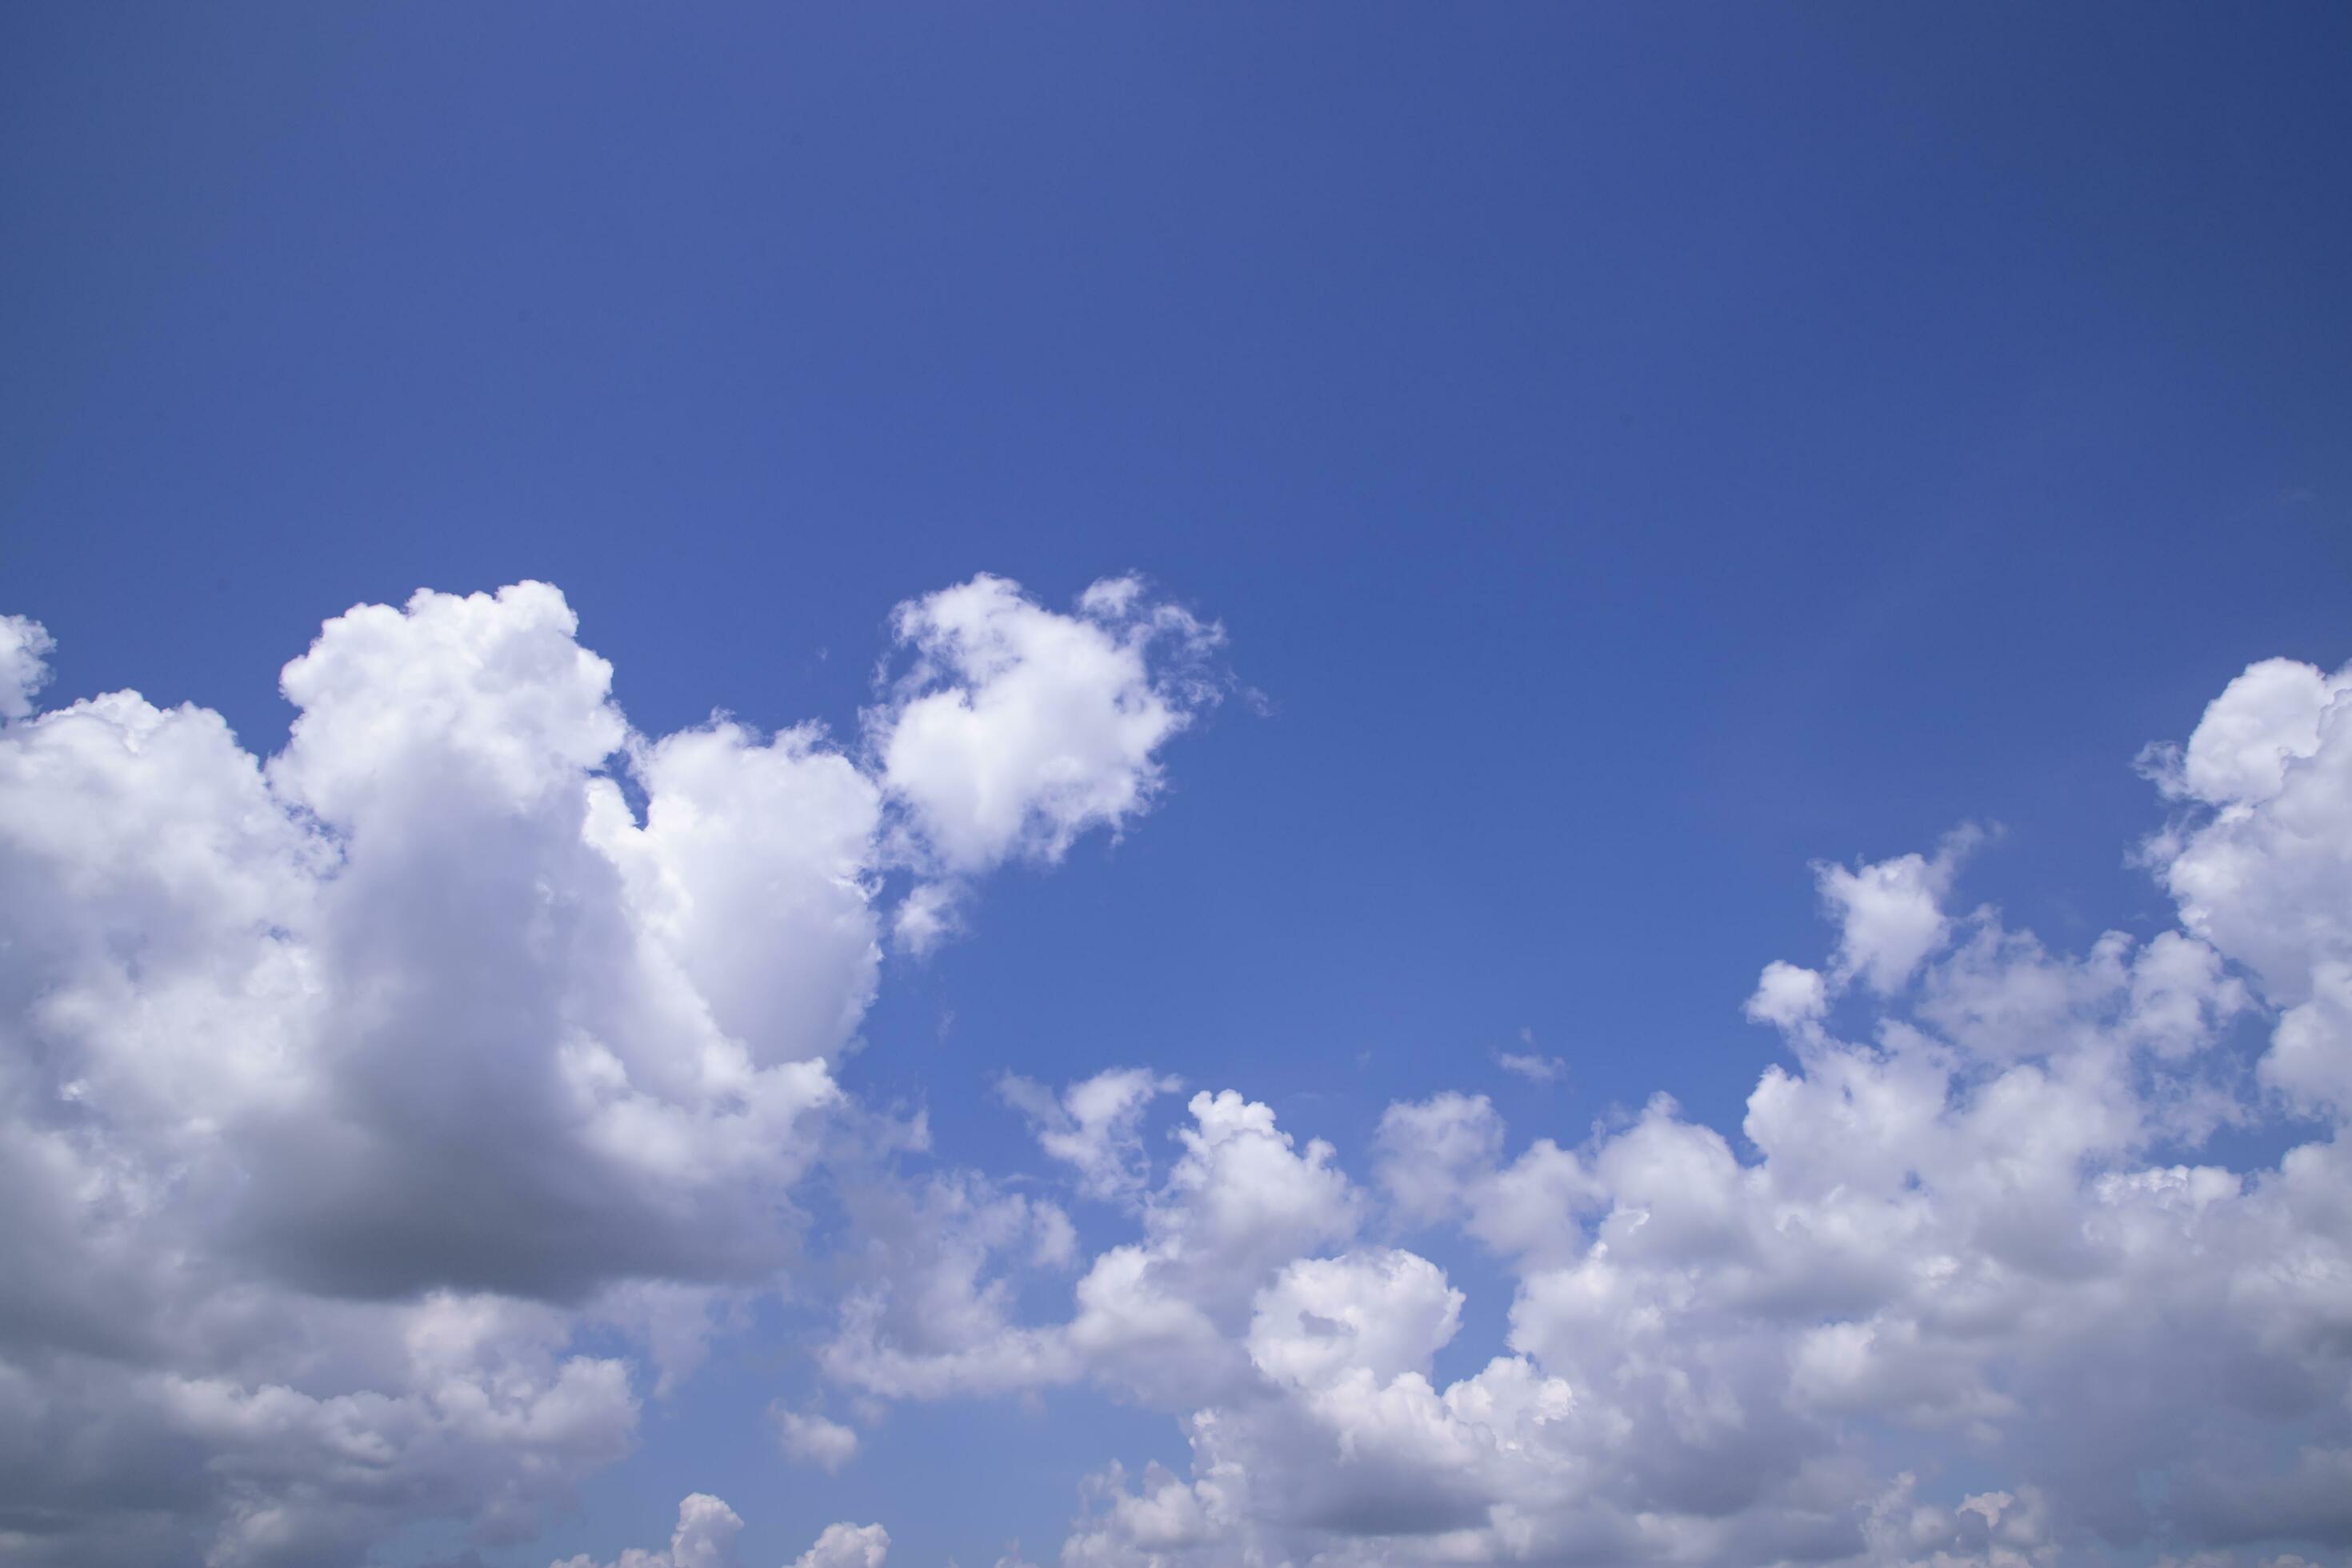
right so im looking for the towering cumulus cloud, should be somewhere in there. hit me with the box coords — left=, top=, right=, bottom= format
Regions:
left=3, top=583, right=2349, bottom=1566
left=0, top=576, right=1214, bottom=1567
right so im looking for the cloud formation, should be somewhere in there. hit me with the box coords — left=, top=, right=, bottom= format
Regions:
left=998, top=1067, right=1185, bottom=1203
left=0, top=613, right=52, bottom=719
left=803, top=658, right=2352, bottom=1566
left=774, top=1404, right=859, bottom=1474
left=871, top=572, right=1223, bottom=952
left=0, top=574, right=1210, bottom=1566
left=555, top=1495, right=888, bottom=1568
left=5, top=574, right=2349, bottom=1567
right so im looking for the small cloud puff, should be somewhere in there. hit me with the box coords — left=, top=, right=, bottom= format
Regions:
left=774, top=1405, right=860, bottom=1474
left=0, top=612, right=54, bottom=719
left=554, top=1496, right=888, bottom=1568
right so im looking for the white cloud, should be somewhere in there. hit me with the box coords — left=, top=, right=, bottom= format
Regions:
left=1247, top=1247, right=1462, bottom=1390
left=790, top=1522, right=890, bottom=1568
left=1059, top=1462, right=1231, bottom=1567
left=1492, top=1051, right=1554, bottom=1081
left=11, top=582, right=2352, bottom=1568
left=890, top=877, right=963, bottom=956
left=2142, top=655, right=2352, bottom=808
left=819, top=1172, right=1083, bottom=1400
left=555, top=1498, right=886, bottom=1568
left=813, top=654, right=2352, bottom=1566
left=871, top=573, right=1222, bottom=880
left=1494, top=1028, right=1568, bottom=1083
left=2150, top=657, right=2352, bottom=1116
left=774, top=1404, right=860, bottom=1473
left=999, top=1066, right=1182, bottom=1202
left=821, top=1086, right=1363, bottom=1410
left=1817, top=826, right=1981, bottom=994
left=1744, top=958, right=1829, bottom=1030
left=0, top=576, right=1211, bottom=1566
left=0, top=613, right=54, bottom=720
left=1374, top=1090, right=1508, bottom=1230
left=553, top=1493, right=743, bottom=1568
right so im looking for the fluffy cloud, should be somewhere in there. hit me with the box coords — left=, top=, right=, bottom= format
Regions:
left=821, top=1086, right=1363, bottom=1411
left=1818, top=826, right=1982, bottom=995
left=774, top=1404, right=859, bottom=1473
left=1745, top=958, right=1830, bottom=1032
left=809, top=654, right=2352, bottom=1566
left=819, top=1170, right=1082, bottom=1401
left=10, top=580, right=2350, bottom=1567
left=0, top=574, right=1207, bottom=1566
left=554, top=1492, right=742, bottom=1568
left=998, top=1067, right=1184, bottom=1203
left=557, top=1496, right=887, bottom=1568
left=0, top=612, right=52, bottom=719
left=790, top=1522, right=890, bottom=1568
left=870, top=573, right=1223, bottom=951
left=2150, top=657, right=2352, bottom=1116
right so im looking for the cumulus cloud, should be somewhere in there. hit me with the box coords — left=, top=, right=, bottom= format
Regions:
left=790, top=1522, right=890, bottom=1568
left=1744, top=958, right=1830, bottom=1032
left=2141, top=656, right=2352, bottom=808
left=0, top=576, right=1210, bottom=1566
left=1374, top=1090, right=1510, bottom=1231
left=774, top=1404, right=860, bottom=1473
left=11, top=581, right=2352, bottom=1568
left=819, top=1170, right=1083, bottom=1400
left=806, top=654, right=2352, bottom=1566
left=554, top=1493, right=742, bottom=1568
left=0, top=612, right=53, bottom=719
left=999, top=1066, right=1183, bottom=1202
left=2150, top=657, right=2352, bottom=1116
left=1817, top=826, right=1982, bottom=995
left=822, top=1085, right=1362, bottom=1410
left=558, top=1497, right=887, bottom=1568
left=868, top=573, right=1222, bottom=950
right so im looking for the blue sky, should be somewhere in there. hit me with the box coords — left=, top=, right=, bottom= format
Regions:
left=4, top=7, right=2350, bottom=1568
